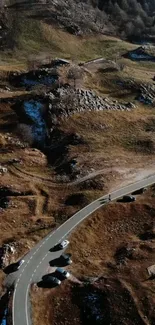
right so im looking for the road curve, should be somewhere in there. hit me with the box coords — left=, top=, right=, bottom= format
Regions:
left=12, top=174, right=155, bottom=325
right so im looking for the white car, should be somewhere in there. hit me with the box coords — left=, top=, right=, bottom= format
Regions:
left=17, top=259, right=25, bottom=269
left=59, top=240, right=69, bottom=249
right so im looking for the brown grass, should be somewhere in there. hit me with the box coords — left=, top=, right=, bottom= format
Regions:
left=1, top=96, right=155, bottom=272
left=1, top=29, right=155, bottom=320
left=0, top=23, right=137, bottom=71
left=59, top=107, right=155, bottom=183
left=68, top=188, right=155, bottom=276
left=31, top=281, right=82, bottom=325
left=0, top=53, right=155, bottom=274
left=31, top=189, right=155, bottom=325
left=0, top=102, right=73, bottom=276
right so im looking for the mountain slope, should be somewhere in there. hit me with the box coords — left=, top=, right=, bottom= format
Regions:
left=0, top=0, right=154, bottom=55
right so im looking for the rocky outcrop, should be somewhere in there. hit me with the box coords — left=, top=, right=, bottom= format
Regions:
left=47, top=87, right=136, bottom=125
left=136, top=84, right=155, bottom=105
left=0, top=165, right=7, bottom=174
left=75, top=88, right=135, bottom=111
left=116, top=79, right=155, bottom=106
left=0, top=243, right=15, bottom=269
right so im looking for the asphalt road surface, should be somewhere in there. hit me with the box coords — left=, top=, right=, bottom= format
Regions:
left=11, top=174, right=155, bottom=325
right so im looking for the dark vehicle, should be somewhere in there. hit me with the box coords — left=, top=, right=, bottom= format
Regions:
left=49, top=253, right=72, bottom=267
left=42, top=275, right=61, bottom=286
left=55, top=267, right=70, bottom=280
left=131, top=188, right=147, bottom=195
left=122, top=195, right=136, bottom=202
left=4, top=259, right=24, bottom=274
left=60, top=254, right=72, bottom=265
left=16, top=259, right=25, bottom=270
left=117, top=195, right=136, bottom=203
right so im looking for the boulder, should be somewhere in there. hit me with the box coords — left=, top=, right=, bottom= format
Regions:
left=0, top=165, right=7, bottom=173
left=147, top=264, right=155, bottom=277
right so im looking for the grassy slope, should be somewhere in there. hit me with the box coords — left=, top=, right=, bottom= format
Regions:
left=0, top=11, right=136, bottom=70
left=61, top=106, right=155, bottom=153
left=1, top=9, right=153, bottom=90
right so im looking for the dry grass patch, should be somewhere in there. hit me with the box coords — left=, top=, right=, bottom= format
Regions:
left=68, top=195, right=155, bottom=276
left=31, top=281, right=82, bottom=325
left=0, top=21, right=137, bottom=66
left=60, top=107, right=155, bottom=175
left=31, top=286, right=52, bottom=325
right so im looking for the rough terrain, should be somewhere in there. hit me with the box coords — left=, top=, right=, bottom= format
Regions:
left=31, top=187, right=155, bottom=325
left=0, top=2, right=155, bottom=324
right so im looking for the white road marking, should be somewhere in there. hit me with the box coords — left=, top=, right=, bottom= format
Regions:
left=25, top=284, right=30, bottom=325
left=12, top=285, right=17, bottom=325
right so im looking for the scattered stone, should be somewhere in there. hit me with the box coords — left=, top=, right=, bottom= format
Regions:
left=147, top=264, right=155, bottom=277
left=0, top=243, right=16, bottom=269
left=47, top=86, right=136, bottom=124
left=126, top=102, right=136, bottom=109
left=0, top=165, right=7, bottom=174
left=8, top=158, right=21, bottom=164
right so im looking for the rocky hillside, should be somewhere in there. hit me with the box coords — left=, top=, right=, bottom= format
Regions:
left=0, top=0, right=155, bottom=52
left=0, top=0, right=112, bottom=51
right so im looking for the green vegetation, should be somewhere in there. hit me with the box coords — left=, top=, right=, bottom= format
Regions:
left=80, top=39, right=128, bottom=61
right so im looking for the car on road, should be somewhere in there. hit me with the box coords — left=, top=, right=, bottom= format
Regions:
left=49, top=253, right=72, bottom=267
left=43, top=275, right=61, bottom=286
left=55, top=267, right=70, bottom=280
left=60, top=253, right=72, bottom=265
left=131, top=188, right=147, bottom=195
left=117, top=195, right=136, bottom=203
left=16, top=259, right=25, bottom=270
left=122, top=195, right=136, bottom=202
left=58, top=240, right=69, bottom=249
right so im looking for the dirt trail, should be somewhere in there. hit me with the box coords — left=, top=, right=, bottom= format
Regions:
left=8, top=164, right=59, bottom=187
left=71, top=166, right=155, bottom=188
left=71, top=167, right=129, bottom=185
left=8, top=163, right=155, bottom=193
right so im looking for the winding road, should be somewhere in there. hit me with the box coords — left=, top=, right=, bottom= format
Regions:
left=11, top=174, right=155, bottom=325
